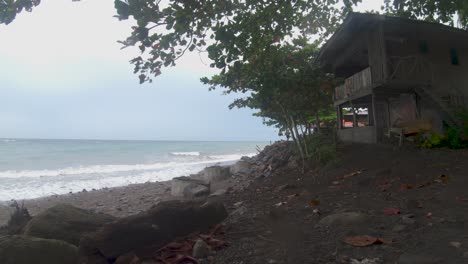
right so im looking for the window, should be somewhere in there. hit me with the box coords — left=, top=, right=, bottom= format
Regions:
left=450, top=48, right=459, bottom=65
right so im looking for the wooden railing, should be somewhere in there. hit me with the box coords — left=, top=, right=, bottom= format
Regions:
left=335, top=67, right=373, bottom=101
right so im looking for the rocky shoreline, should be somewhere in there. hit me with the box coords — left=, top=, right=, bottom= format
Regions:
left=0, top=141, right=297, bottom=263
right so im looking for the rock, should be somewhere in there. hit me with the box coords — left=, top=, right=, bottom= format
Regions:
left=450, top=241, right=462, bottom=248
left=463, top=251, right=468, bottom=258
left=171, top=177, right=210, bottom=199
left=192, top=239, right=209, bottom=258
left=225, top=206, right=248, bottom=224
left=318, top=212, right=368, bottom=226
left=350, top=258, right=382, bottom=264
left=401, top=214, right=416, bottom=225
left=392, top=224, right=407, bottom=232
left=115, top=252, right=139, bottom=264
left=23, top=203, right=116, bottom=246
left=233, top=201, right=244, bottom=208
left=398, top=253, right=441, bottom=264
left=0, top=235, right=78, bottom=264
left=185, top=185, right=210, bottom=199
left=230, top=161, right=252, bottom=176
left=199, top=166, right=231, bottom=183
left=79, top=200, right=227, bottom=262
left=209, top=189, right=227, bottom=197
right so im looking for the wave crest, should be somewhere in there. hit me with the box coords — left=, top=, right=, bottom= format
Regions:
left=170, top=152, right=201, bottom=156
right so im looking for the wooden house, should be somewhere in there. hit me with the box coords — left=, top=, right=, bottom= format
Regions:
left=317, top=12, right=468, bottom=143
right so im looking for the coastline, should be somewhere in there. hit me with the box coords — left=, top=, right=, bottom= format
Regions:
left=0, top=180, right=173, bottom=227
left=0, top=158, right=249, bottom=226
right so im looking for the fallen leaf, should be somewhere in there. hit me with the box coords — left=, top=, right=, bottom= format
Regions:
left=343, top=235, right=390, bottom=247
left=383, top=207, right=401, bottom=215
left=439, top=174, right=450, bottom=184
left=416, top=181, right=432, bottom=188
left=343, top=170, right=362, bottom=178
left=399, top=184, right=413, bottom=191
left=286, top=193, right=299, bottom=199
left=309, top=200, right=320, bottom=206
left=450, top=241, right=462, bottom=248
left=274, top=202, right=286, bottom=207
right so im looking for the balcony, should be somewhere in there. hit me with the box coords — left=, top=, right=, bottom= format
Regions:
left=334, top=67, right=373, bottom=103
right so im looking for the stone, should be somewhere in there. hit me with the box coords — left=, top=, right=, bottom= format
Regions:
left=171, top=177, right=210, bottom=199
left=23, top=203, right=116, bottom=246
left=401, top=214, right=416, bottom=225
left=233, top=201, right=244, bottom=208
left=318, top=212, right=368, bottom=227
left=230, top=160, right=252, bottom=176
left=0, top=235, right=78, bottom=264
left=78, top=200, right=227, bottom=262
left=225, top=206, right=248, bottom=224
left=398, top=253, right=441, bottom=264
left=450, top=241, right=462, bottom=249
left=192, top=239, right=209, bottom=258
left=199, top=166, right=231, bottom=183
left=463, top=251, right=468, bottom=258
left=209, top=189, right=227, bottom=197
left=392, top=224, right=407, bottom=232
left=185, top=184, right=210, bottom=199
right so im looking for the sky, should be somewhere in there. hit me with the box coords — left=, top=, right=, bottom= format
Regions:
left=0, top=0, right=382, bottom=141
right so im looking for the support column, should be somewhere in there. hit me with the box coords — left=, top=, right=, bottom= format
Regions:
left=372, top=93, right=378, bottom=143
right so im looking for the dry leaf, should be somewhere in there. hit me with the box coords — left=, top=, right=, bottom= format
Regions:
left=343, top=235, right=390, bottom=247
left=439, top=174, right=450, bottom=184
left=383, top=207, right=400, bottom=215
left=286, top=193, right=299, bottom=199
left=399, top=184, right=413, bottom=191
left=343, top=170, right=362, bottom=178
left=343, top=235, right=378, bottom=247
left=309, top=200, right=320, bottom=206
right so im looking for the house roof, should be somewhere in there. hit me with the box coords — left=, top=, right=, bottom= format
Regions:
left=317, top=12, right=468, bottom=71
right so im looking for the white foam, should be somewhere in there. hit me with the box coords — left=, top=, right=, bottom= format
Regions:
left=0, top=153, right=251, bottom=201
left=170, top=151, right=201, bottom=156
left=2, top=139, right=16, bottom=142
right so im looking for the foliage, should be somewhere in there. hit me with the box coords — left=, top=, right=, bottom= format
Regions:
left=2, top=1, right=467, bottom=82
left=305, top=131, right=338, bottom=165
left=382, top=0, right=468, bottom=29
left=420, top=109, right=468, bottom=149
left=202, top=39, right=336, bottom=167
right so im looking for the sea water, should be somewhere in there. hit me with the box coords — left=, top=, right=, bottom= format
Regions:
left=0, top=139, right=268, bottom=201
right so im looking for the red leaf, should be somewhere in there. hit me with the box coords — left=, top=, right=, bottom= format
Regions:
left=383, top=207, right=401, bottom=215
left=343, top=235, right=391, bottom=247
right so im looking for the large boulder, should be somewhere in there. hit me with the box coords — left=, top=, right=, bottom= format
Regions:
left=171, top=176, right=210, bottom=199
left=79, top=200, right=228, bottom=263
left=199, top=165, right=231, bottom=183
left=0, top=235, right=78, bottom=264
left=23, top=203, right=116, bottom=246
left=230, top=160, right=252, bottom=176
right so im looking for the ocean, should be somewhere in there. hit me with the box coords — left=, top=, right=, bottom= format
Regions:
left=0, top=139, right=268, bottom=201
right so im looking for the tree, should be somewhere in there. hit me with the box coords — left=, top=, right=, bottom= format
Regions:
left=202, top=38, right=336, bottom=166
left=383, top=0, right=468, bottom=29
left=2, top=1, right=465, bottom=83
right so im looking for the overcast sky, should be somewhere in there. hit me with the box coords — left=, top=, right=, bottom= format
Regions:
left=0, top=0, right=382, bottom=141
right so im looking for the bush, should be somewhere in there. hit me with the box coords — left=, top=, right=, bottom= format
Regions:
left=305, top=130, right=338, bottom=165
left=420, top=109, right=468, bottom=149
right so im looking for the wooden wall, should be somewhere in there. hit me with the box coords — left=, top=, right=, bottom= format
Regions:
left=367, top=22, right=388, bottom=85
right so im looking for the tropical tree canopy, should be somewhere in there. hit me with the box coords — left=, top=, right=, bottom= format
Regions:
left=2, top=1, right=466, bottom=83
